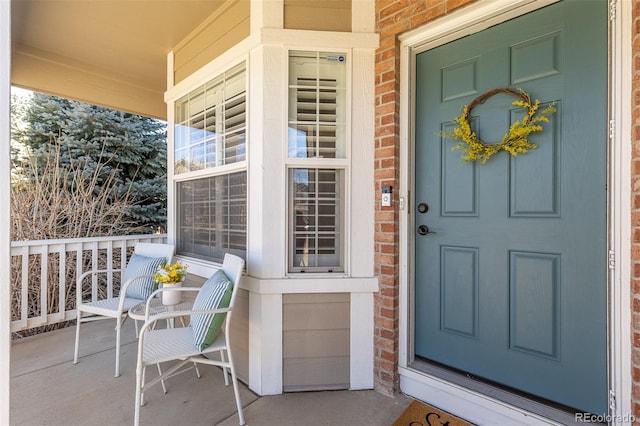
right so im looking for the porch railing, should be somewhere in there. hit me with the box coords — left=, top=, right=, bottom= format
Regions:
left=10, top=234, right=167, bottom=333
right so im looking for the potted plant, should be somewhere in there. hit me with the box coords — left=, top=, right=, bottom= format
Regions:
left=154, top=261, right=188, bottom=305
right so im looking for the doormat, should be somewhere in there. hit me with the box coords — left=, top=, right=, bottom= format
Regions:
left=393, top=400, right=475, bottom=426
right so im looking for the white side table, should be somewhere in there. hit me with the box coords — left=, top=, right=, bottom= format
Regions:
left=128, top=298, right=193, bottom=323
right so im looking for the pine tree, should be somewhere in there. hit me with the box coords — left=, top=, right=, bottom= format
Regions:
left=13, top=92, right=167, bottom=233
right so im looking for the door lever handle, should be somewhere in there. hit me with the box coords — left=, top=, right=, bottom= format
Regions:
left=417, top=225, right=436, bottom=236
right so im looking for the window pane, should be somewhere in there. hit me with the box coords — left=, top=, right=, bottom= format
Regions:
left=288, top=51, right=346, bottom=159
left=174, top=63, right=246, bottom=174
left=289, top=168, right=343, bottom=272
left=176, top=171, right=247, bottom=263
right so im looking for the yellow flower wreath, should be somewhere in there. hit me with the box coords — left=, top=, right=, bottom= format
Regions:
left=445, top=88, right=557, bottom=164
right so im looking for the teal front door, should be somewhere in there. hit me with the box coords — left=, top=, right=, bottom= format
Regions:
left=414, top=1, right=608, bottom=415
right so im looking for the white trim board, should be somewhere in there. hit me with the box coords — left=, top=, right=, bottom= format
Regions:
left=1, top=0, right=12, bottom=422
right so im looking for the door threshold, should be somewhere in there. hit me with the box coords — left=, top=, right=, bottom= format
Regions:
left=408, top=358, right=601, bottom=426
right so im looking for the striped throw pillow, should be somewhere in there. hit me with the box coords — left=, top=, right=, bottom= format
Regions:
left=123, top=254, right=165, bottom=300
left=191, top=269, right=233, bottom=351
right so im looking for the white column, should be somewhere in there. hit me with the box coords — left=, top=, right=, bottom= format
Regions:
left=350, top=292, right=374, bottom=389
left=1, top=0, right=12, bottom=422
left=350, top=47, right=376, bottom=277
left=251, top=0, right=283, bottom=33
left=352, top=0, right=375, bottom=33
left=165, top=51, right=176, bottom=246
left=247, top=44, right=287, bottom=279
left=248, top=292, right=283, bottom=395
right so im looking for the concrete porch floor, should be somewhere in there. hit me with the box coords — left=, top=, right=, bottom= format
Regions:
left=10, top=319, right=412, bottom=426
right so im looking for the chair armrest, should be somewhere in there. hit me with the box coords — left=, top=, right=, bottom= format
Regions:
left=76, top=268, right=124, bottom=303
left=139, top=307, right=232, bottom=330
left=119, top=273, right=155, bottom=295
left=117, top=274, right=156, bottom=312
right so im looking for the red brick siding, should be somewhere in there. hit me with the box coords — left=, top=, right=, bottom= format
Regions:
left=633, top=0, right=640, bottom=420
left=373, top=0, right=477, bottom=396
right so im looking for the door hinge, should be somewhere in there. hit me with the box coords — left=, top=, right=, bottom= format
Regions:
left=609, top=119, right=616, bottom=140
left=609, top=389, right=616, bottom=411
left=609, top=0, right=617, bottom=21
left=608, top=250, right=616, bottom=270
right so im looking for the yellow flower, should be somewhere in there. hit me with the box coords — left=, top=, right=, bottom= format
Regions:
left=153, top=261, right=188, bottom=285
left=443, top=88, right=556, bottom=164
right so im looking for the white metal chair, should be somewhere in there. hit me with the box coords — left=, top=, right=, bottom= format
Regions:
left=73, top=242, right=175, bottom=377
left=134, top=253, right=245, bottom=426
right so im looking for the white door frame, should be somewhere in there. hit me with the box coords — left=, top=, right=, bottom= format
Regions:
left=397, top=0, right=632, bottom=423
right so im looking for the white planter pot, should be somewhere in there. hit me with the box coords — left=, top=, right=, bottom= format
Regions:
left=162, top=281, right=183, bottom=305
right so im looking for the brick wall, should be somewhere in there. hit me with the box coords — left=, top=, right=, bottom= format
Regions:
left=373, top=0, right=477, bottom=396
left=633, top=0, right=640, bottom=420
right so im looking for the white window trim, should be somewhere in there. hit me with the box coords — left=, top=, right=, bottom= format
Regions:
left=166, top=31, right=377, bottom=280
left=172, top=61, right=249, bottom=178
left=287, top=166, right=347, bottom=273
left=173, top=161, right=248, bottom=183
left=168, top=60, right=250, bottom=265
left=166, top=51, right=252, bottom=248
left=285, top=48, right=352, bottom=276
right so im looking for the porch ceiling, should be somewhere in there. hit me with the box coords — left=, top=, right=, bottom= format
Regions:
left=10, top=0, right=226, bottom=120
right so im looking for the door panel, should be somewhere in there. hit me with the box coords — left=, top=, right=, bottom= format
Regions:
left=414, top=0, right=607, bottom=415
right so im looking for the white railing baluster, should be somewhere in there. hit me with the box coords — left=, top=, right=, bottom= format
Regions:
left=76, top=244, right=83, bottom=307
left=20, top=246, right=29, bottom=328
left=10, top=234, right=167, bottom=333
left=59, top=246, right=66, bottom=319
left=91, top=241, right=98, bottom=302
left=106, top=241, right=113, bottom=299
left=120, top=239, right=127, bottom=289
left=40, top=245, right=48, bottom=327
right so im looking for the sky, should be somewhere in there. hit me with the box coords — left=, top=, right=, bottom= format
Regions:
left=11, top=86, right=32, bottom=98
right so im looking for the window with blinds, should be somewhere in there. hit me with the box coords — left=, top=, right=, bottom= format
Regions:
left=175, top=63, right=246, bottom=174
left=174, top=62, right=247, bottom=263
left=288, top=51, right=346, bottom=159
left=289, top=168, right=344, bottom=272
left=287, top=51, right=347, bottom=273
left=176, top=171, right=247, bottom=263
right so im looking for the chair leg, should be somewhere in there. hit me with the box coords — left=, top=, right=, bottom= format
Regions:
left=134, top=364, right=144, bottom=426
left=194, top=362, right=201, bottom=379
left=229, top=362, right=245, bottom=425
left=115, top=319, right=121, bottom=378
left=73, top=310, right=81, bottom=364
left=140, top=366, right=147, bottom=407
left=220, top=350, right=229, bottom=385
left=157, top=363, right=167, bottom=394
